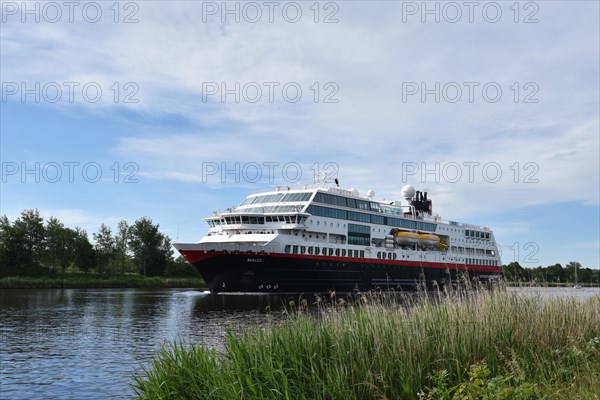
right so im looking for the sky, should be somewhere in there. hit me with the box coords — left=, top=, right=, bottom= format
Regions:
left=1, top=0, right=599, bottom=269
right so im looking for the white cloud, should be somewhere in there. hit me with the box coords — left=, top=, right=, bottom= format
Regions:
left=2, top=1, right=598, bottom=246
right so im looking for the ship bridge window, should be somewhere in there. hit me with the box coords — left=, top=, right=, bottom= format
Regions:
left=224, top=216, right=239, bottom=224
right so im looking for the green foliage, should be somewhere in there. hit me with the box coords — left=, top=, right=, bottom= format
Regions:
left=419, top=363, right=543, bottom=400
left=128, top=217, right=172, bottom=276
left=114, top=220, right=130, bottom=274
left=165, top=256, right=200, bottom=277
left=503, top=262, right=527, bottom=281
left=1, top=211, right=186, bottom=278
left=45, top=217, right=76, bottom=273
left=131, top=290, right=600, bottom=400
left=504, top=261, right=600, bottom=285
left=1, top=211, right=46, bottom=275
left=0, top=273, right=205, bottom=289
left=93, top=223, right=116, bottom=273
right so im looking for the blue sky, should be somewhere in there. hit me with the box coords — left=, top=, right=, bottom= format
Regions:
left=1, top=1, right=598, bottom=269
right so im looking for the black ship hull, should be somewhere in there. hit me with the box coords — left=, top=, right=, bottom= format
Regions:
left=184, top=251, right=501, bottom=293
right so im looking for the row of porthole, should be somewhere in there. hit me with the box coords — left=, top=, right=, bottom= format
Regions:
left=308, top=219, right=346, bottom=229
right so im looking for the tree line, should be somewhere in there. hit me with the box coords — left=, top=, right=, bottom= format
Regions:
left=2, top=209, right=598, bottom=283
left=503, top=261, right=600, bottom=285
left=0, top=209, right=194, bottom=277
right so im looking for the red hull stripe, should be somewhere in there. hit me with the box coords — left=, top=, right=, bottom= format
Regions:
left=178, top=250, right=502, bottom=273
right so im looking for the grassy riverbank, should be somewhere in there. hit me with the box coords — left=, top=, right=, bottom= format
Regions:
left=132, top=287, right=600, bottom=399
left=0, top=273, right=206, bottom=289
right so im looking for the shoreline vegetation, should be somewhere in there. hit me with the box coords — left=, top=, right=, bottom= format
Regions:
left=131, top=284, right=600, bottom=400
left=2, top=274, right=599, bottom=290
left=0, top=273, right=206, bottom=289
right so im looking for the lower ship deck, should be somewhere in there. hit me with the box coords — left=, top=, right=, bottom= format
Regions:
left=181, top=250, right=502, bottom=293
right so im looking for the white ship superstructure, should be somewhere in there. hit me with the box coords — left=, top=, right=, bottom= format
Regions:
left=175, top=182, right=502, bottom=293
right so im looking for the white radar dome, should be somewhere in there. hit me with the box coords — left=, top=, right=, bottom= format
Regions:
left=401, top=185, right=415, bottom=200
left=367, top=189, right=375, bottom=199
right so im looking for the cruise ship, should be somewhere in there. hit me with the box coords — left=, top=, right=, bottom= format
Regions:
left=174, top=181, right=502, bottom=293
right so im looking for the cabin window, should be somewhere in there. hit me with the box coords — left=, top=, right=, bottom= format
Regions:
left=356, top=200, right=369, bottom=210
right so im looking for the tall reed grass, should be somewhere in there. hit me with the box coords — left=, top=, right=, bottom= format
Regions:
left=132, top=285, right=600, bottom=399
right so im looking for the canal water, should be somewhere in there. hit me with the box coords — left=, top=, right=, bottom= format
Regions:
left=1, top=287, right=598, bottom=399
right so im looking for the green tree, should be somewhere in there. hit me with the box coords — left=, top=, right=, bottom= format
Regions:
left=45, top=217, right=79, bottom=273
left=128, top=217, right=171, bottom=276
left=114, top=220, right=131, bottom=274
left=93, top=223, right=116, bottom=274
left=503, top=262, right=526, bottom=281
left=578, top=267, right=593, bottom=284
left=0, top=211, right=46, bottom=276
left=530, top=266, right=546, bottom=282
left=72, top=228, right=95, bottom=272
left=165, top=255, right=197, bottom=277
left=546, top=263, right=565, bottom=282
left=14, top=209, right=46, bottom=265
